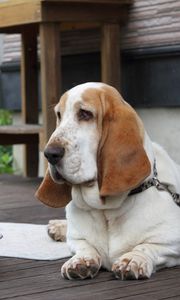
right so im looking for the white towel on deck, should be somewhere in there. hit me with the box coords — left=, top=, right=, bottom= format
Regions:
left=0, top=222, right=71, bottom=260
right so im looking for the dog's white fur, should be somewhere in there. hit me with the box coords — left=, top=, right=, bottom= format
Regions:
left=38, top=83, right=180, bottom=280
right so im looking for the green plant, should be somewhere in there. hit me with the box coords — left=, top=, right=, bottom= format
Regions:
left=0, top=109, right=14, bottom=174
left=0, top=109, right=12, bottom=125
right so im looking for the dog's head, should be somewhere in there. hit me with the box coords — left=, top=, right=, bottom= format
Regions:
left=36, top=83, right=151, bottom=207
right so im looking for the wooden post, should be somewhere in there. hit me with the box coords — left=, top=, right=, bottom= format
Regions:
left=101, top=23, right=121, bottom=91
left=39, top=22, right=61, bottom=146
left=21, top=28, right=39, bottom=177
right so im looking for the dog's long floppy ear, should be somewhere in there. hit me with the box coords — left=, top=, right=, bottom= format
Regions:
left=35, top=170, right=71, bottom=208
left=98, top=87, right=151, bottom=198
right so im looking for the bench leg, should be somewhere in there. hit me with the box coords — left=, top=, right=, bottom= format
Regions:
left=39, top=22, right=61, bottom=172
left=39, top=22, right=61, bottom=145
left=21, top=28, right=39, bottom=177
left=101, top=23, right=121, bottom=91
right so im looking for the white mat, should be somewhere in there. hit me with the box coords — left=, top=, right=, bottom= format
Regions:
left=0, top=222, right=71, bottom=260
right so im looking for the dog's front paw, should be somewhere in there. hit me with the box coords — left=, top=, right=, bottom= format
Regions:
left=112, top=252, right=153, bottom=280
left=61, top=255, right=101, bottom=280
left=48, top=219, right=67, bottom=242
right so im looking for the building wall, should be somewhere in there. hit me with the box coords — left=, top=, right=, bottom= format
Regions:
left=0, top=34, right=4, bottom=107
left=122, top=0, right=180, bottom=49
left=0, top=35, right=4, bottom=64
left=138, top=108, right=180, bottom=164
left=0, top=0, right=5, bottom=62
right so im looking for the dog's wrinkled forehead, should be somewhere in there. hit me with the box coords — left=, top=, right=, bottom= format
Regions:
left=68, top=82, right=104, bottom=100
left=55, top=82, right=104, bottom=114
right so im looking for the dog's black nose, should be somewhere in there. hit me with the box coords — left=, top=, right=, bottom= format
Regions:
left=44, top=146, right=65, bottom=165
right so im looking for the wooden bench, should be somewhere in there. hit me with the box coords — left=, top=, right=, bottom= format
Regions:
left=0, top=125, right=43, bottom=176
left=0, top=0, right=132, bottom=177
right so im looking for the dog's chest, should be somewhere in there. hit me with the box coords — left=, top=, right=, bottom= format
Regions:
left=80, top=208, right=134, bottom=267
left=69, top=186, right=147, bottom=268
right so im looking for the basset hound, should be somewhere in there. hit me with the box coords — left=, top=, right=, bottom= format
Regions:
left=36, top=82, right=180, bottom=280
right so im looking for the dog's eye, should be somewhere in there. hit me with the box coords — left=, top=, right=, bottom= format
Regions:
left=57, top=111, right=61, bottom=121
left=78, top=109, right=93, bottom=121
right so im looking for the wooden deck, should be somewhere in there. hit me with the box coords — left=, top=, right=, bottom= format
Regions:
left=0, top=175, right=180, bottom=300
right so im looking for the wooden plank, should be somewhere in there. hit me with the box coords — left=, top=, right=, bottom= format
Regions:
left=0, top=175, right=65, bottom=222
left=0, top=125, right=43, bottom=134
left=41, top=2, right=128, bottom=23
left=0, top=265, right=180, bottom=299
left=0, top=125, right=44, bottom=153
left=2, top=0, right=131, bottom=4
left=39, top=22, right=61, bottom=145
left=0, top=1, right=41, bottom=28
left=101, top=23, right=121, bottom=91
left=0, top=0, right=131, bottom=29
left=0, top=125, right=42, bottom=145
left=0, top=24, right=39, bottom=34
left=43, top=0, right=132, bottom=3
left=60, top=22, right=99, bottom=31
left=0, top=133, right=39, bottom=145
left=0, top=0, right=40, bottom=6
left=21, top=29, right=39, bottom=177
left=0, top=205, right=65, bottom=223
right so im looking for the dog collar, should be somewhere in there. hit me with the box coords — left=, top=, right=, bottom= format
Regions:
left=129, top=160, right=180, bottom=207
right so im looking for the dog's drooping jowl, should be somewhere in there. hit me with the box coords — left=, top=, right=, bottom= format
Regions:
left=36, top=82, right=180, bottom=280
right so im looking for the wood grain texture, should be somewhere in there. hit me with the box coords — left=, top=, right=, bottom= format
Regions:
left=0, top=1, right=41, bottom=27
left=21, top=29, right=39, bottom=177
left=21, top=30, right=38, bottom=125
left=0, top=125, right=43, bottom=134
left=39, top=22, right=61, bottom=145
left=41, top=2, right=128, bottom=23
left=42, top=0, right=132, bottom=3
left=121, top=0, right=180, bottom=49
left=0, top=0, right=131, bottom=28
left=101, top=24, right=121, bottom=91
left=2, top=0, right=180, bottom=62
left=0, top=125, right=42, bottom=176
